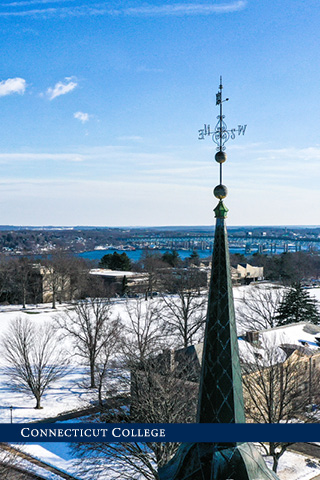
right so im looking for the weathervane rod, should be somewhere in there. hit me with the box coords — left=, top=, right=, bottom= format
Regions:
left=219, top=76, right=223, bottom=152
left=219, top=76, right=223, bottom=184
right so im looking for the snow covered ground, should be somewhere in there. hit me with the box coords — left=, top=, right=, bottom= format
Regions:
left=266, top=450, right=320, bottom=480
left=0, top=285, right=319, bottom=478
left=0, top=304, right=89, bottom=423
left=0, top=287, right=318, bottom=423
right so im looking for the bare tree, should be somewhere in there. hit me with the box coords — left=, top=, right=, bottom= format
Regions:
left=160, top=269, right=207, bottom=348
left=0, top=256, right=15, bottom=304
left=11, top=257, right=38, bottom=309
left=242, top=344, right=320, bottom=472
left=2, top=318, right=69, bottom=409
left=95, top=340, right=122, bottom=406
left=73, top=297, right=199, bottom=480
left=121, top=298, right=166, bottom=365
left=73, top=358, right=198, bottom=480
left=0, top=443, right=31, bottom=480
left=41, top=262, right=61, bottom=309
left=74, top=441, right=160, bottom=480
left=40, top=250, right=89, bottom=308
left=57, top=298, right=120, bottom=389
left=136, top=251, right=166, bottom=299
left=236, top=284, right=284, bottom=332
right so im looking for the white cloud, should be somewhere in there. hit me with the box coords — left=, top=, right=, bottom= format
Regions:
left=0, top=1, right=247, bottom=18
left=0, top=77, right=26, bottom=97
left=0, top=152, right=85, bottom=163
left=0, top=140, right=319, bottom=226
left=46, top=77, right=77, bottom=100
left=0, top=175, right=318, bottom=227
left=122, top=2, right=247, bottom=16
left=73, top=111, right=90, bottom=124
left=6, top=0, right=73, bottom=5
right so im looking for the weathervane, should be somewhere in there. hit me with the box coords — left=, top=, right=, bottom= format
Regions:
left=198, top=76, right=247, bottom=190
left=198, top=76, right=247, bottom=150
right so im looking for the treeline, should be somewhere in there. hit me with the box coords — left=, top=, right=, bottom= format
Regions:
left=0, top=253, right=110, bottom=307
left=0, top=249, right=207, bottom=307
left=101, top=249, right=320, bottom=286
left=1, top=248, right=319, bottom=308
left=98, top=249, right=201, bottom=271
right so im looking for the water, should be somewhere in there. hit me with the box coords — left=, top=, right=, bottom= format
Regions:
left=78, top=247, right=246, bottom=263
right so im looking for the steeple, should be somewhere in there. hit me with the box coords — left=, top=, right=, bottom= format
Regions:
left=158, top=78, right=279, bottom=480
left=197, top=79, right=245, bottom=429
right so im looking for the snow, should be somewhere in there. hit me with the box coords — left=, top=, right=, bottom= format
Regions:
left=13, top=444, right=81, bottom=479
left=265, top=450, right=320, bottom=480
left=90, top=268, right=138, bottom=277
left=0, top=301, right=130, bottom=423
left=238, top=322, right=320, bottom=366
left=0, top=444, right=75, bottom=480
left=232, top=283, right=320, bottom=365
left=0, top=366, right=91, bottom=423
left=0, top=287, right=318, bottom=478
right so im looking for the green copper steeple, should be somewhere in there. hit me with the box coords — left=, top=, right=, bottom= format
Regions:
left=197, top=198, right=245, bottom=429
left=158, top=78, right=279, bottom=480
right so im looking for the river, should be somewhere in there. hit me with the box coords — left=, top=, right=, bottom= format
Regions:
left=78, top=247, right=245, bottom=263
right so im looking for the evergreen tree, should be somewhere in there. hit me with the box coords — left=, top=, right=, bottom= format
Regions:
left=276, top=283, right=320, bottom=326
left=99, top=252, right=132, bottom=271
left=162, top=250, right=181, bottom=268
left=188, top=250, right=200, bottom=266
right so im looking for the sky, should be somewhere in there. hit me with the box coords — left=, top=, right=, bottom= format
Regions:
left=0, top=0, right=319, bottom=227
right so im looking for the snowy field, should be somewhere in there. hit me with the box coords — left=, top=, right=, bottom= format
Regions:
left=0, top=304, right=91, bottom=423
left=0, top=285, right=319, bottom=423
left=0, top=284, right=319, bottom=478
left=266, top=450, right=320, bottom=480
left=0, top=299, right=134, bottom=423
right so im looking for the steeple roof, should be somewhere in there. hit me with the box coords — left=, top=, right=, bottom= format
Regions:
left=158, top=78, right=279, bottom=480
left=197, top=199, right=245, bottom=430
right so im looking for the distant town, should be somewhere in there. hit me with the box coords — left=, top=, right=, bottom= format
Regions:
left=0, top=225, right=319, bottom=256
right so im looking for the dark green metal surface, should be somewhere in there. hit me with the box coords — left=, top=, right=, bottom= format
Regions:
left=159, top=79, right=279, bottom=479
left=158, top=200, right=280, bottom=480
left=158, top=442, right=279, bottom=480
left=197, top=201, right=245, bottom=430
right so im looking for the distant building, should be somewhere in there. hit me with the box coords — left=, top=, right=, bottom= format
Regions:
left=230, top=263, right=264, bottom=284
left=89, top=268, right=148, bottom=295
left=141, top=322, right=320, bottom=420
left=39, top=265, right=71, bottom=304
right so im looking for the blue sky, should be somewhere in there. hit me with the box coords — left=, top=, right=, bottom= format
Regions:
left=0, top=0, right=319, bottom=226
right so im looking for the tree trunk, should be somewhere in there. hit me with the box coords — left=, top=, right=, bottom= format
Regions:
left=22, top=287, right=26, bottom=309
left=269, top=442, right=279, bottom=472
left=98, top=382, right=103, bottom=406
left=90, top=361, right=96, bottom=388
left=52, top=289, right=56, bottom=309
left=35, top=396, right=42, bottom=409
left=272, top=456, right=279, bottom=473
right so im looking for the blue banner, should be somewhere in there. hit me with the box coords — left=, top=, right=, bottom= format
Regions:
left=1, top=423, right=320, bottom=443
